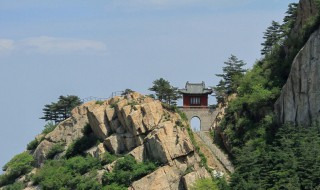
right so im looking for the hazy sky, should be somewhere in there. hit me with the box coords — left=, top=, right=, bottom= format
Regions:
left=0, top=0, right=298, bottom=170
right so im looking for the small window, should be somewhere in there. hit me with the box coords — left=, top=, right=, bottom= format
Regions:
left=190, top=97, right=201, bottom=105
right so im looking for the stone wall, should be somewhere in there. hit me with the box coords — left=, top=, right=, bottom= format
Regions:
left=180, top=108, right=219, bottom=131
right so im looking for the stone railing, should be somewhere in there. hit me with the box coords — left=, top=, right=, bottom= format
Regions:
left=81, top=91, right=124, bottom=103
left=196, top=131, right=234, bottom=173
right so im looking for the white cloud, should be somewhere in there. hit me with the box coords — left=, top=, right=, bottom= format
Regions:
left=20, top=36, right=107, bottom=54
left=0, top=39, right=14, bottom=51
left=0, top=36, right=107, bottom=55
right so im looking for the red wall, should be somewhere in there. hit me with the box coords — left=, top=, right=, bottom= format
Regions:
left=183, top=94, right=208, bottom=107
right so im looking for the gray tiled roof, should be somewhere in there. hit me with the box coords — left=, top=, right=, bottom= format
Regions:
left=179, top=81, right=212, bottom=94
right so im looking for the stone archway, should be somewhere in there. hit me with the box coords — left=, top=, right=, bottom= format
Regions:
left=190, top=116, right=201, bottom=132
left=179, top=108, right=220, bottom=131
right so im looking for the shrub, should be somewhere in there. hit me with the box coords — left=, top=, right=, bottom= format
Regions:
left=46, top=143, right=65, bottom=160
left=191, top=178, right=219, bottom=190
left=0, top=152, right=34, bottom=186
left=2, top=182, right=24, bottom=190
left=96, top=100, right=104, bottom=105
left=75, top=172, right=103, bottom=190
left=102, top=155, right=157, bottom=187
left=26, top=138, right=40, bottom=151
left=33, top=156, right=102, bottom=190
left=65, top=156, right=101, bottom=175
left=103, top=183, right=126, bottom=190
left=65, top=135, right=99, bottom=158
left=32, top=160, right=74, bottom=189
left=82, top=124, right=93, bottom=136
left=100, top=152, right=117, bottom=165
left=42, top=122, right=57, bottom=135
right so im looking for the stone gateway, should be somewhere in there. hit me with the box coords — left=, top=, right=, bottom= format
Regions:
left=179, top=82, right=219, bottom=131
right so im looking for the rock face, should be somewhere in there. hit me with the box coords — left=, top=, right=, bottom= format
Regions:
left=30, top=92, right=210, bottom=189
left=275, top=27, right=320, bottom=126
left=211, top=94, right=237, bottom=153
left=33, top=101, right=93, bottom=166
left=292, top=0, right=319, bottom=36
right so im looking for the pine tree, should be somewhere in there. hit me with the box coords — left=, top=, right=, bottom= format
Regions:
left=149, top=78, right=181, bottom=105
left=214, top=55, right=246, bottom=103
left=261, top=21, right=282, bottom=55
left=282, top=3, right=298, bottom=35
left=40, top=95, right=82, bottom=124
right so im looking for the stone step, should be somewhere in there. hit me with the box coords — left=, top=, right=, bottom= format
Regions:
left=195, top=131, right=234, bottom=173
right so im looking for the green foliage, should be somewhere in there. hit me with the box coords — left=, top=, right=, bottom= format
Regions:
left=161, top=103, right=188, bottom=123
left=191, top=178, right=219, bottom=190
left=178, top=109, right=188, bottom=122
left=66, top=156, right=101, bottom=174
left=0, top=152, right=34, bottom=187
left=96, top=100, right=105, bottom=105
left=213, top=3, right=320, bottom=190
left=230, top=123, right=320, bottom=190
left=82, top=123, right=93, bottom=136
left=121, top=89, right=134, bottom=96
left=46, top=143, right=65, bottom=160
left=41, top=122, right=57, bottom=135
left=127, top=100, right=139, bottom=110
left=40, top=95, right=82, bottom=124
left=65, top=135, right=100, bottom=158
left=103, top=183, right=127, bottom=190
left=216, top=59, right=282, bottom=152
left=261, top=21, right=282, bottom=55
left=214, top=55, right=247, bottom=103
left=2, top=182, right=24, bottom=190
left=32, top=156, right=102, bottom=190
left=282, top=3, right=298, bottom=36
left=102, top=155, right=157, bottom=187
left=26, top=138, right=40, bottom=151
left=149, top=78, right=181, bottom=105
left=186, top=126, right=211, bottom=172
left=100, top=152, right=117, bottom=165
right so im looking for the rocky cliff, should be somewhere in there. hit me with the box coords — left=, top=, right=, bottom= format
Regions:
left=275, top=0, right=320, bottom=126
left=7, top=92, right=212, bottom=190
left=275, top=27, right=320, bottom=125
left=292, top=0, right=319, bottom=36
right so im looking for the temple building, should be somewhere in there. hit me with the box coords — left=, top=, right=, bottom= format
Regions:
left=179, top=81, right=213, bottom=108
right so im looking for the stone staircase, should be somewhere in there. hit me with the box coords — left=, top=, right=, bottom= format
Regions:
left=195, top=131, right=234, bottom=173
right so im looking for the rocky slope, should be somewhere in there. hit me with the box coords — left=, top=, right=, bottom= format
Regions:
left=275, top=26, right=320, bottom=125
left=8, top=92, right=212, bottom=190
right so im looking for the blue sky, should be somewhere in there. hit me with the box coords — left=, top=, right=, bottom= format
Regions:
left=0, top=0, right=297, bottom=170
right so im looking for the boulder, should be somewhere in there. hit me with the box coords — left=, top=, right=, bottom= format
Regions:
left=128, top=108, right=146, bottom=135
left=144, top=121, right=194, bottom=164
left=115, top=99, right=128, bottom=129
left=33, top=140, right=54, bottom=167
left=129, top=146, right=145, bottom=162
left=182, top=167, right=211, bottom=190
left=45, top=117, right=86, bottom=146
left=104, top=134, right=126, bottom=154
left=129, top=165, right=182, bottom=190
left=141, top=101, right=163, bottom=131
left=87, top=104, right=110, bottom=140
left=85, top=143, right=106, bottom=158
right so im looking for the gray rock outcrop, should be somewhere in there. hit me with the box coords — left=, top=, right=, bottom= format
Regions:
left=275, top=27, right=320, bottom=126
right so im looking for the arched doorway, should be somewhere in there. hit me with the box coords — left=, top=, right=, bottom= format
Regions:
left=190, top=116, right=201, bottom=132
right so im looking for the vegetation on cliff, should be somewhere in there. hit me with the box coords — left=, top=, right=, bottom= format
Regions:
left=213, top=0, right=320, bottom=189
left=1, top=92, right=214, bottom=189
